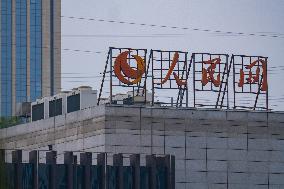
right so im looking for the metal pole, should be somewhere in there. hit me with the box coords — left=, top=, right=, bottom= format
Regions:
left=254, top=75, right=263, bottom=110
left=144, top=50, right=148, bottom=104
left=226, top=55, right=230, bottom=109
left=97, top=49, right=111, bottom=105
left=232, top=55, right=236, bottom=109
left=110, top=48, right=113, bottom=104
left=152, top=51, right=154, bottom=106
left=186, top=53, right=189, bottom=107
left=266, top=57, right=269, bottom=111
left=193, top=54, right=196, bottom=108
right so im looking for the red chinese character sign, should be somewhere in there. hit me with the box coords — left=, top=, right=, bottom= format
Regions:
left=113, top=51, right=146, bottom=85
left=201, top=58, right=222, bottom=87
left=232, top=55, right=268, bottom=110
left=97, top=47, right=270, bottom=111
left=193, top=53, right=230, bottom=109
left=151, top=50, right=190, bottom=107
left=97, top=47, right=148, bottom=105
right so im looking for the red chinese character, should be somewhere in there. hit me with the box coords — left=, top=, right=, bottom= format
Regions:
left=238, top=59, right=267, bottom=91
left=201, top=58, right=221, bottom=87
left=159, top=52, right=187, bottom=86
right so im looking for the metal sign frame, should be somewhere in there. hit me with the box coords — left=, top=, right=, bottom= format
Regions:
left=98, top=47, right=148, bottom=105
left=192, top=53, right=230, bottom=109
left=232, top=55, right=269, bottom=110
left=150, top=50, right=190, bottom=107
left=97, top=47, right=270, bottom=111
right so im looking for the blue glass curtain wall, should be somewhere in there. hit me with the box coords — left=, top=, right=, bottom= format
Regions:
left=16, top=0, right=28, bottom=103
left=1, top=0, right=12, bottom=116
left=30, top=0, right=42, bottom=101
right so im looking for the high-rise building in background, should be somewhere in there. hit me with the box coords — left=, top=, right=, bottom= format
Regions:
left=0, top=0, right=61, bottom=117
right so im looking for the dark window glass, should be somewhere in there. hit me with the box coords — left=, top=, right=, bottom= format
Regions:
left=67, top=94, right=80, bottom=113
left=32, top=103, right=44, bottom=121
left=49, top=99, right=62, bottom=117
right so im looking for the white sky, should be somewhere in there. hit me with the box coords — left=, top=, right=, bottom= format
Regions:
left=61, top=0, right=284, bottom=111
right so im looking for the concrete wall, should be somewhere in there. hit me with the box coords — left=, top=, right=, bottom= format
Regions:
left=41, top=0, right=51, bottom=97
left=53, top=0, right=61, bottom=94
left=0, top=105, right=284, bottom=189
left=0, top=106, right=106, bottom=163
left=42, top=0, right=61, bottom=97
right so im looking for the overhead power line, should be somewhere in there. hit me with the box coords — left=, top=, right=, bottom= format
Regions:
left=1, top=41, right=105, bottom=54
left=61, top=15, right=284, bottom=39
left=62, top=48, right=103, bottom=54
left=62, top=34, right=184, bottom=38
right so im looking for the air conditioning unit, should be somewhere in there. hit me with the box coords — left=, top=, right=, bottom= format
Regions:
left=16, top=102, right=31, bottom=117
left=31, top=98, right=47, bottom=122
left=67, top=86, right=97, bottom=113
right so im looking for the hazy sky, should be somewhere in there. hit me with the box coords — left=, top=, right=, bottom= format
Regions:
left=61, top=0, right=284, bottom=111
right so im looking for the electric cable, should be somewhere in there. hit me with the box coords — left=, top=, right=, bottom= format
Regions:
left=61, top=15, right=284, bottom=39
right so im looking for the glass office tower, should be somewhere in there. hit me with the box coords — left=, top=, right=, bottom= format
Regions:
left=0, top=0, right=61, bottom=117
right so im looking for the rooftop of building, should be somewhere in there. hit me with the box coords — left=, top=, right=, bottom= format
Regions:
left=0, top=104, right=283, bottom=136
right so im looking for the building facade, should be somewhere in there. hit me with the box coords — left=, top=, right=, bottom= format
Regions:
left=0, top=105, right=284, bottom=188
left=0, top=0, right=61, bottom=117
